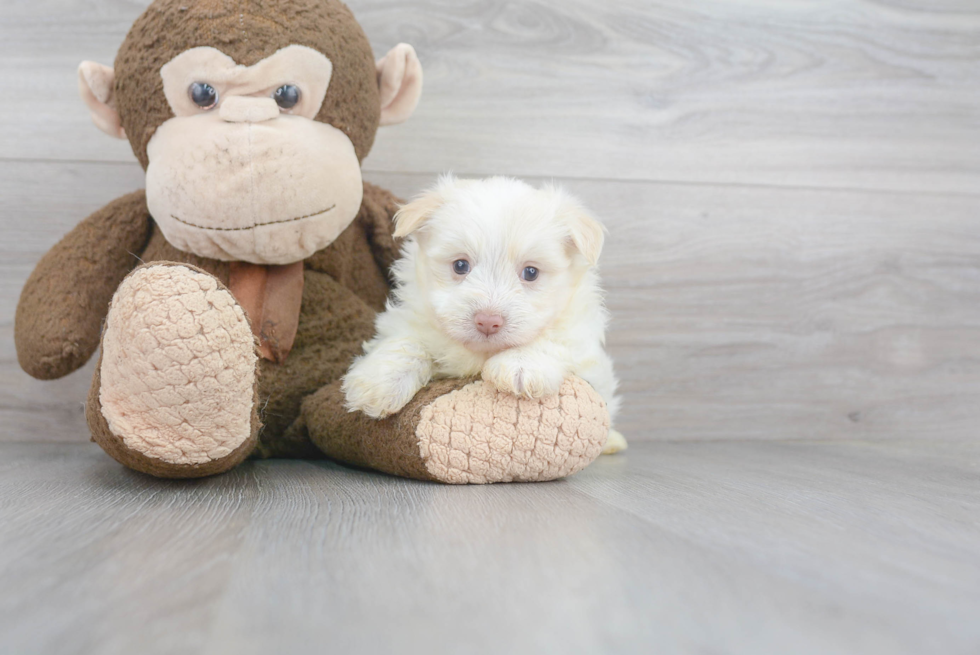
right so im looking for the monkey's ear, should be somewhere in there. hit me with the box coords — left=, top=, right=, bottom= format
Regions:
left=558, top=194, right=606, bottom=266
left=376, top=44, right=423, bottom=126
left=78, top=61, right=126, bottom=140
left=393, top=182, right=449, bottom=238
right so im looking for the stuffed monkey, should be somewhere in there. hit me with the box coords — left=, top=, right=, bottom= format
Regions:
left=15, top=0, right=608, bottom=483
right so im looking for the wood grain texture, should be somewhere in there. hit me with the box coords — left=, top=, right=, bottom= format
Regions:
left=3, top=163, right=978, bottom=442
left=0, top=441, right=978, bottom=655
left=1, top=3, right=977, bottom=652
left=0, top=0, right=978, bottom=193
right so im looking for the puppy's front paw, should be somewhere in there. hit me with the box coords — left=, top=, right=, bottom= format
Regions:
left=481, top=351, right=565, bottom=399
left=342, top=366, right=417, bottom=419
left=342, top=348, right=430, bottom=419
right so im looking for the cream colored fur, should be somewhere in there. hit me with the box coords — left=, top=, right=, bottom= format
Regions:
left=343, top=176, right=625, bottom=453
left=99, top=265, right=257, bottom=465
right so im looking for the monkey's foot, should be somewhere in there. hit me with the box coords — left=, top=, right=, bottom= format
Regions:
left=87, top=263, right=260, bottom=478
left=304, top=376, right=608, bottom=484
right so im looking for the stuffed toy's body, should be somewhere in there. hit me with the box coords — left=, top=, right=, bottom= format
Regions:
left=14, top=0, right=608, bottom=483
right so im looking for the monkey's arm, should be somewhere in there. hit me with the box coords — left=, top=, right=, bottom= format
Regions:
left=358, top=181, right=403, bottom=278
left=15, top=190, right=151, bottom=380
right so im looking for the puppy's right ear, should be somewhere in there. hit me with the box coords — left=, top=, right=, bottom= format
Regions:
left=78, top=61, right=126, bottom=139
left=554, top=191, right=605, bottom=266
left=393, top=185, right=448, bottom=238
left=565, top=205, right=605, bottom=266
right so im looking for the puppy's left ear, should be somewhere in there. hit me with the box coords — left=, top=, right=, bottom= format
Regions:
left=393, top=186, right=445, bottom=238
left=560, top=198, right=606, bottom=266
left=377, top=44, right=423, bottom=126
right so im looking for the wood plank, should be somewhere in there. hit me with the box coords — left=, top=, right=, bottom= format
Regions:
left=3, top=162, right=980, bottom=442
left=1, top=0, right=978, bottom=193
left=0, top=441, right=977, bottom=654
left=0, top=443, right=259, bottom=655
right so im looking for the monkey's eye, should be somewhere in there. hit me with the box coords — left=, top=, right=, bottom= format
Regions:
left=453, top=259, right=471, bottom=276
left=521, top=266, right=539, bottom=282
left=189, top=82, right=218, bottom=109
left=274, top=85, right=301, bottom=110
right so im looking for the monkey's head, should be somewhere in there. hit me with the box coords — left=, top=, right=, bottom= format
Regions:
left=78, top=0, right=423, bottom=265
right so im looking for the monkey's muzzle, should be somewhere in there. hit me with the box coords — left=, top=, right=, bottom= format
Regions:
left=145, top=113, right=364, bottom=265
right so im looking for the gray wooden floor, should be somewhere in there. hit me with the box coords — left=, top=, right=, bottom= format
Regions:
left=1, top=440, right=979, bottom=655
left=2, top=0, right=979, bottom=653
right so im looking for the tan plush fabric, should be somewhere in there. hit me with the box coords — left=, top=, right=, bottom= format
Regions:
left=303, top=376, right=608, bottom=485
left=99, top=264, right=258, bottom=465
left=416, top=377, right=608, bottom=484
left=144, top=111, right=365, bottom=264
left=78, top=62, right=126, bottom=139
left=303, top=378, right=471, bottom=481
left=87, top=349, right=261, bottom=480
left=376, top=43, right=423, bottom=126
left=160, top=46, right=334, bottom=121
left=129, top=183, right=398, bottom=454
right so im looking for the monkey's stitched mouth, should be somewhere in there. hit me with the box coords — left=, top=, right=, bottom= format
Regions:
left=170, top=204, right=337, bottom=232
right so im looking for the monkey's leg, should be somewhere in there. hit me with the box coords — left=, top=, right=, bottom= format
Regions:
left=302, top=376, right=609, bottom=484
left=87, top=263, right=260, bottom=478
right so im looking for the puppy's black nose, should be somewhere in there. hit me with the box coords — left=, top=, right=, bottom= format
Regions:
left=474, top=312, right=505, bottom=336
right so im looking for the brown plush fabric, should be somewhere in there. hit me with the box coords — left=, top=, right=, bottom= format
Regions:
left=303, top=377, right=609, bottom=485
left=305, top=182, right=403, bottom=312
left=252, top=268, right=379, bottom=451
left=15, top=191, right=150, bottom=380
left=16, top=181, right=398, bottom=449
left=114, top=0, right=381, bottom=168
left=302, top=378, right=476, bottom=481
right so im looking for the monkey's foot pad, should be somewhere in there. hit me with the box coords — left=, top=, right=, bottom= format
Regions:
left=99, top=264, right=257, bottom=466
left=417, top=377, right=609, bottom=484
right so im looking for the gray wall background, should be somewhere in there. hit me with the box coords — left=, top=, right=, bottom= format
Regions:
left=2, top=0, right=978, bottom=442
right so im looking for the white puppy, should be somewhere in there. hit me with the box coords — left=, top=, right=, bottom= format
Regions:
left=342, top=176, right=626, bottom=453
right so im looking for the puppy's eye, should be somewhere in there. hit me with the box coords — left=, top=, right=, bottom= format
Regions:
left=274, top=85, right=301, bottom=110
left=189, top=82, right=218, bottom=109
left=453, top=259, right=471, bottom=275
left=521, top=266, right=539, bottom=282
